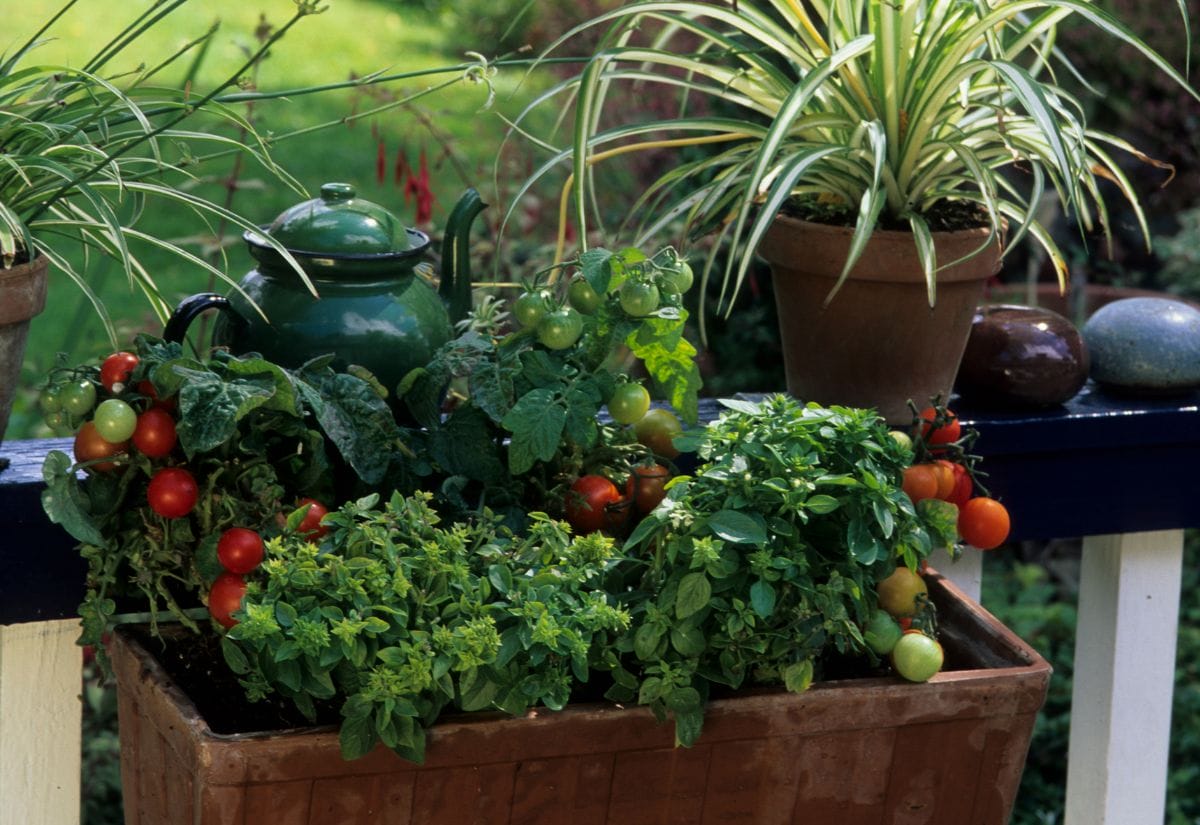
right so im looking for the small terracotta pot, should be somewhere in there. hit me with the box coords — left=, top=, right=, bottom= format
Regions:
left=758, top=216, right=1001, bottom=424
left=0, top=255, right=49, bottom=447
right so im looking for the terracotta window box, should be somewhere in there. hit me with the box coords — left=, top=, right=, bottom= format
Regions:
left=112, top=569, right=1050, bottom=825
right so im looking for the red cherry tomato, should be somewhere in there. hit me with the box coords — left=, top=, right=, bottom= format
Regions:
left=217, top=527, right=265, bottom=574
left=946, top=463, right=974, bottom=507
left=208, top=573, right=247, bottom=629
left=296, top=498, right=330, bottom=539
left=958, top=496, right=1011, bottom=550
left=147, top=467, right=198, bottom=519
left=132, top=408, right=177, bottom=458
left=137, top=379, right=177, bottom=412
left=99, top=352, right=139, bottom=394
left=73, top=420, right=128, bottom=472
left=919, top=406, right=961, bottom=445
left=564, top=475, right=623, bottom=535
left=633, top=463, right=671, bottom=513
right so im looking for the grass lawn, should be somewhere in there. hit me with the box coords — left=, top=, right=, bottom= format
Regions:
left=8, top=0, right=560, bottom=439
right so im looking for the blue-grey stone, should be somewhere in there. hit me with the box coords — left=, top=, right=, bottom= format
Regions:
left=1081, top=297, right=1200, bottom=394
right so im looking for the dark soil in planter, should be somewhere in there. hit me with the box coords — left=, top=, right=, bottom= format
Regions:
left=123, top=625, right=342, bottom=735
left=781, top=196, right=991, bottom=233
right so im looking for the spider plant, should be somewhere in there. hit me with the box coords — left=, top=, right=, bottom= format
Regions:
left=512, top=0, right=1199, bottom=311
left=0, top=0, right=330, bottom=343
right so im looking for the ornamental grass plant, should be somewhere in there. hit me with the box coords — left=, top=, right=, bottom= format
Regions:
left=511, top=0, right=1200, bottom=310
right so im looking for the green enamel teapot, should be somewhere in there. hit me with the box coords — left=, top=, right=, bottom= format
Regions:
left=165, top=183, right=484, bottom=399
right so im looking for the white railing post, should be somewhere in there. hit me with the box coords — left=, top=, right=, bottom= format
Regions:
left=0, top=619, right=83, bottom=825
left=1064, top=529, right=1185, bottom=825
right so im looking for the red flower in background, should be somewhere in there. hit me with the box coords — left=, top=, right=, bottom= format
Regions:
left=404, top=148, right=434, bottom=226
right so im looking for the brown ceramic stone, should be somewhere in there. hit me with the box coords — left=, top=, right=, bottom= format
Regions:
left=955, top=304, right=1089, bottom=408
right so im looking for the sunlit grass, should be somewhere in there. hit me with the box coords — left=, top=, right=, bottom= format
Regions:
left=9, top=0, right=556, bottom=438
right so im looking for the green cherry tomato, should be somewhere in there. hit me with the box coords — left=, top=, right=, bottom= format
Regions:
left=537, top=307, right=584, bottom=350
left=61, top=379, right=98, bottom=417
left=93, top=398, right=138, bottom=443
left=661, top=261, right=694, bottom=295
left=608, top=383, right=651, bottom=425
left=619, top=280, right=660, bottom=316
left=891, top=631, right=944, bottom=682
left=38, top=384, right=64, bottom=415
left=512, top=289, right=552, bottom=329
left=568, top=275, right=602, bottom=314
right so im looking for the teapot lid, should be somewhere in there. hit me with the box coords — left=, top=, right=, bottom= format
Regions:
left=245, top=182, right=420, bottom=258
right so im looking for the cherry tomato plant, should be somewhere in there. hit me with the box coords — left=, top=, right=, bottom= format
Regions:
left=399, top=245, right=701, bottom=527
left=41, top=334, right=406, bottom=666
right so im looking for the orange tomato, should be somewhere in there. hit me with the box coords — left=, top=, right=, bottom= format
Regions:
left=958, top=497, right=1011, bottom=550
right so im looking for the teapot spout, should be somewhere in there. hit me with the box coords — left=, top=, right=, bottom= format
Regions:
left=440, top=188, right=487, bottom=326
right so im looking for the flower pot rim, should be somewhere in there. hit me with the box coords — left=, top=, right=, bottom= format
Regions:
left=770, top=211, right=1000, bottom=242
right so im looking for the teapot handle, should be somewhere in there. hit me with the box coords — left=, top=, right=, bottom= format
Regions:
left=164, top=293, right=246, bottom=344
left=439, top=188, right=487, bottom=325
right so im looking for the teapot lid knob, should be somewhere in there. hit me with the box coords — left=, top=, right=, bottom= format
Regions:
left=319, top=182, right=356, bottom=202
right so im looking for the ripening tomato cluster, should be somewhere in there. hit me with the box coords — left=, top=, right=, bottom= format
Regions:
left=511, top=252, right=694, bottom=350
left=562, top=400, right=684, bottom=537
left=898, top=406, right=1011, bottom=552
left=56, top=352, right=197, bottom=519
left=866, top=566, right=945, bottom=682
left=48, top=349, right=338, bottom=632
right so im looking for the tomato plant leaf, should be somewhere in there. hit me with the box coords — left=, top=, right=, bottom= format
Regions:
left=174, top=368, right=275, bottom=454
left=917, top=498, right=960, bottom=549
left=294, top=371, right=399, bottom=485
left=579, top=247, right=615, bottom=294
left=40, top=450, right=106, bottom=547
left=429, top=406, right=506, bottom=485
left=501, top=388, right=566, bottom=475
left=625, top=316, right=701, bottom=424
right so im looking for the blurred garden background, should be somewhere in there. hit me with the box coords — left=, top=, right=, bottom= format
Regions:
left=4, top=1, right=1199, bottom=823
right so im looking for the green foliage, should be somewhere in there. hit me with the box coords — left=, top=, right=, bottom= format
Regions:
left=401, top=245, right=702, bottom=520
left=80, top=656, right=122, bottom=825
left=227, top=492, right=631, bottom=763
left=619, top=395, right=945, bottom=745
left=41, top=335, right=404, bottom=665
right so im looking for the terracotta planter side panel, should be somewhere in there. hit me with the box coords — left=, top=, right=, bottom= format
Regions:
left=509, top=754, right=615, bottom=825
left=786, top=727, right=896, bottom=824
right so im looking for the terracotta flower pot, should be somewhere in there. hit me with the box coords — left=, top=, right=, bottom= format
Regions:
left=111, top=570, right=1049, bottom=825
left=0, top=256, right=49, bottom=450
left=758, top=216, right=1001, bottom=424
